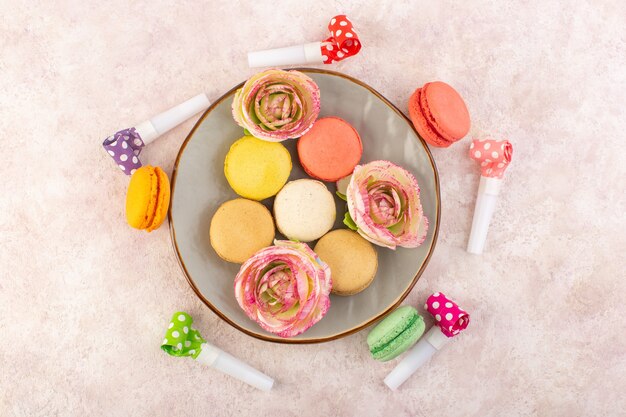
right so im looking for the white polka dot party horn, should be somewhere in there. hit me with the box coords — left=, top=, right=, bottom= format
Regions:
left=161, top=312, right=274, bottom=392
left=466, top=139, right=513, bottom=254
left=102, top=94, right=210, bottom=175
left=384, top=293, right=470, bottom=390
left=247, top=15, right=361, bottom=67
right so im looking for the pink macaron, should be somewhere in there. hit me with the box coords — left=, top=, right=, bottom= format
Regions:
left=408, top=81, right=471, bottom=148
left=297, top=117, right=363, bottom=182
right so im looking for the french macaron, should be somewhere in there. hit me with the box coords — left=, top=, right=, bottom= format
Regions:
left=209, top=198, right=275, bottom=263
left=408, top=81, right=470, bottom=148
left=273, top=179, right=336, bottom=242
left=367, top=306, right=425, bottom=362
left=224, top=135, right=292, bottom=201
left=314, top=229, right=378, bottom=295
left=297, top=117, right=363, bottom=182
left=125, top=165, right=171, bottom=232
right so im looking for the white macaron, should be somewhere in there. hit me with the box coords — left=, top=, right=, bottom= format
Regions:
left=274, top=179, right=336, bottom=242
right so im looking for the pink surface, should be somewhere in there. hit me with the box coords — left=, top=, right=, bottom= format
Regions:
left=1, top=1, right=625, bottom=416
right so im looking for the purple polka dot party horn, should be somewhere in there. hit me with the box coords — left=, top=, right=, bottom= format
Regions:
left=162, top=312, right=274, bottom=391
left=102, top=93, right=210, bottom=175
left=384, top=293, right=470, bottom=390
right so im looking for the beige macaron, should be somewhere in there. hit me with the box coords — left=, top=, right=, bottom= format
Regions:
left=273, top=179, right=336, bottom=242
left=314, top=229, right=378, bottom=296
left=209, top=198, right=275, bottom=263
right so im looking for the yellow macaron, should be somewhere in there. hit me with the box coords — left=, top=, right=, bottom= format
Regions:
left=224, top=135, right=291, bottom=201
left=314, top=229, right=378, bottom=296
left=209, top=198, right=275, bottom=263
left=125, top=165, right=170, bottom=232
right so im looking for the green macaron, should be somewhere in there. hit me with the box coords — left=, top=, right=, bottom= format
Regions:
left=367, top=306, right=425, bottom=361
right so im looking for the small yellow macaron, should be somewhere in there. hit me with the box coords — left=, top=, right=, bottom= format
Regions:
left=224, top=135, right=292, bottom=201
left=209, top=198, right=275, bottom=263
left=314, top=229, right=378, bottom=296
left=125, top=165, right=170, bottom=232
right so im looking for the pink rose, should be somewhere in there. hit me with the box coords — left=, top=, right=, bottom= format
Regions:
left=234, top=240, right=332, bottom=338
left=232, top=69, right=321, bottom=142
left=345, top=160, right=428, bottom=249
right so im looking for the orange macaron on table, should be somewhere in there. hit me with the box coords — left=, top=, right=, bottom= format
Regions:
left=297, top=117, right=363, bottom=182
left=125, top=165, right=171, bottom=232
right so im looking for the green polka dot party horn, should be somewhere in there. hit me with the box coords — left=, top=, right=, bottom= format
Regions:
left=161, top=312, right=274, bottom=391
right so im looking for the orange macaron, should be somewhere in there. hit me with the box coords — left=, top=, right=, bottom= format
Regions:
left=125, top=165, right=170, bottom=232
left=408, top=81, right=470, bottom=148
left=297, top=117, right=363, bottom=182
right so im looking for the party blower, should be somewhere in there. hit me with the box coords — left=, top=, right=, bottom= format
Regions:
left=161, top=312, right=274, bottom=391
left=248, top=15, right=361, bottom=67
left=102, top=94, right=210, bottom=174
left=467, top=139, right=513, bottom=254
left=384, top=293, right=470, bottom=390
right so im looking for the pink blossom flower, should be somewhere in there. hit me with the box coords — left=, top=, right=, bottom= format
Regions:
left=346, top=160, right=428, bottom=249
left=232, top=69, right=321, bottom=142
left=234, top=240, right=331, bottom=338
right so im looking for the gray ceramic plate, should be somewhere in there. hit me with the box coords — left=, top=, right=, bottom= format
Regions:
left=169, top=69, right=440, bottom=343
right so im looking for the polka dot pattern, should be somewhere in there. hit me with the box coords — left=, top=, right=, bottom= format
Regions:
left=160, top=312, right=205, bottom=359
left=469, top=138, right=513, bottom=179
left=320, top=15, right=362, bottom=64
left=425, top=292, right=470, bottom=337
left=102, top=127, right=144, bottom=175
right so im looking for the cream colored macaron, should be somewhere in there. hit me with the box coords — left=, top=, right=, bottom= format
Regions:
left=273, top=179, right=336, bottom=242
left=210, top=198, right=275, bottom=263
left=314, top=229, right=378, bottom=296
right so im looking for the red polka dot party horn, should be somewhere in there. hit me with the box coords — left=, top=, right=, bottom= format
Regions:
left=384, top=293, right=470, bottom=390
left=467, top=138, right=513, bottom=254
left=247, top=15, right=361, bottom=67
left=102, top=94, right=210, bottom=175
left=161, top=312, right=274, bottom=391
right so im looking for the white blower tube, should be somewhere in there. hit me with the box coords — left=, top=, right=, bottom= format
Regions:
left=196, top=343, right=274, bottom=392
left=134, top=93, right=211, bottom=145
left=467, top=176, right=503, bottom=255
left=384, top=327, right=450, bottom=391
left=248, top=42, right=324, bottom=67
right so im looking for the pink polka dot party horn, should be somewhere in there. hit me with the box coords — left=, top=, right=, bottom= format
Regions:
left=247, top=15, right=361, bottom=67
left=467, top=138, right=513, bottom=254
left=102, top=93, right=210, bottom=175
left=384, top=293, right=470, bottom=390
left=161, top=312, right=274, bottom=391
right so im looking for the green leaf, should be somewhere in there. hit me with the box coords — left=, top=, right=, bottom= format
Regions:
left=343, top=212, right=358, bottom=231
left=243, top=128, right=251, bottom=136
left=387, top=221, right=404, bottom=235
left=336, top=191, right=347, bottom=201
